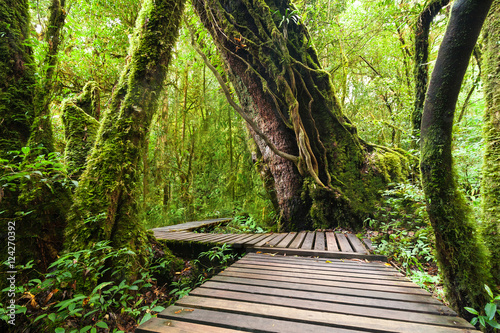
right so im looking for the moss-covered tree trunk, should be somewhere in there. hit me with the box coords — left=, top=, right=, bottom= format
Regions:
left=420, top=0, right=492, bottom=316
left=193, top=0, right=412, bottom=230
left=65, top=0, right=185, bottom=260
left=412, top=0, right=450, bottom=147
left=481, top=0, right=500, bottom=286
left=62, top=82, right=101, bottom=178
left=0, top=0, right=35, bottom=157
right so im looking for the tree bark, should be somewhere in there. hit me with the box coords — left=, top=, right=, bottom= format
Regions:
left=65, top=0, right=185, bottom=262
left=481, top=0, right=500, bottom=286
left=193, top=0, right=413, bottom=230
left=412, top=0, right=450, bottom=147
left=420, top=0, right=493, bottom=316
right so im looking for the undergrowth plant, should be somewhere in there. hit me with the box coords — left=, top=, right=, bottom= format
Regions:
left=367, top=183, right=441, bottom=295
left=0, top=241, right=178, bottom=333
left=465, top=285, right=500, bottom=329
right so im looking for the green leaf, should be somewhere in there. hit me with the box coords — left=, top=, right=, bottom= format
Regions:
left=79, top=326, right=92, bottom=333
left=139, top=312, right=152, bottom=325
left=486, top=319, right=500, bottom=329
left=479, top=316, right=486, bottom=327
left=151, top=306, right=165, bottom=312
left=471, top=317, right=478, bottom=326
left=91, top=281, right=113, bottom=294
left=48, top=313, right=57, bottom=322
left=485, top=303, right=497, bottom=320
left=21, top=147, right=30, bottom=155
left=464, top=307, right=479, bottom=315
left=55, top=328, right=65, bottom=333
left=34, top=313, right=47, bottom=322
left=95, top=321, right=109, bottom=329
left=485, top=285, right=494, bottom=299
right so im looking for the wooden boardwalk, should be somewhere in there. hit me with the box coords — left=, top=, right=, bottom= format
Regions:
left=152, top=218, right=232, bottom=232
left=153, top=228, right=386, bottom=261
left=137, top=253, right=475, bottom=332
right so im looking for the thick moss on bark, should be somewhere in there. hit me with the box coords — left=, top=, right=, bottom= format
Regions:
left=65, top=0, right=185, bottom=263
left=0, top=0, right=35, bottom=156
left=194, top=0, right=413, bottom=230
left=62, top=101, right=100, bottom=178
left=420, top=0, right=492, bottom=316
left=62, top=82, right=101, bottom=178
left=481, top=0, right=500, bottom=286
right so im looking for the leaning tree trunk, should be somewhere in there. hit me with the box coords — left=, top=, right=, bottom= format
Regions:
left=481, top=0, right=500, bottom=286
left=412, top=0, right=450, bottom=147
left=65, top=0, right=185, bottom=262
left=420, top=0, right=492, bottom=317
left=193, top=0, right=412, bottom=230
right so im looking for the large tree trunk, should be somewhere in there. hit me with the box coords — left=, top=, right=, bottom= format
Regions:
left=65, top=0, right=185, bottom=262
left=412, top=0, right=450, bottom=147
left=420, top=0, right=492, bottom=316
left=481, top=0, right=500, bottom=286
left=193, top=0, right=412, bottom=230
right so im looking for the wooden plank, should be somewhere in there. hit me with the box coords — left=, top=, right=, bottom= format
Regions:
left=159, top=305, right=367, bottom=333
left=220, top=234, right=249, bottom=244
left=210, top=275, right=446, bottom=305
left=248, top=247, right=387, bottom=261
left=254, top=234, right=281, bottom=247
left=191, top=287, right=468, bottom=327
left=266, top=233, right=288, bottom=247
left=300, top=231, right=315, bottom=250
left=346, top=234, right=368, bottom=254
left=136, top=317, right=245, bottom=333
left=223, top=266, right=420, bottom=289
left=325, top=231, right=339, bottom=251
left=202, top=279, right=455, bottom=315
left=288, top=231, right=307, bottom=249
left=225, top=234, right=254, bottom=246
left=238, top=233, right=267, bottom=245
left=176, top=296, right=473, bottom=333
left=244, top=252, right=390, bottom=269
left=219, top=269, right=428, bottom=295
left=336, top=233, right=353, bottom=252
left=275, top=232, right=297, bottom=248
left=314, top=231, right=325, bottom=251
left=363, top=238, right=374, bottom=251
left=151, top=218, right=232, bottom=232
left=232, top=262, right=409, bottom=282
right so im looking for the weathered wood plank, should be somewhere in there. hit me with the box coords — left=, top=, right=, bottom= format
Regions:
left=136, top=317, right=245, bottom=333
left=325, top=231, right=339, bottom=251
left=300, top=231, right=315, bottom=250
left=219, top=269, right=429, bottom=295
left=363, top=238, right=374, bottom=251
left=336, top=233, right=353, bottom=252
left=249, top=247, right=388, bottom=261
left=314, top=232, right=325, bottom=251
left=288, top=230, right=307, bottom=248
left=159, top=305, right=367, bottom=333
left=175, top=296, right=473, bottom=333
left=254, top=234, right=281, bottom=247
left=238, top=256, right=400, bottom=276
left=202, top=279, right=455, bottom=315
left=275, top=232, right=297, bottom=248
left=232, top=261, right=409, bottom=282
left=210, top=274, right=446, bottom=305
left=346, top=234, right=368, bottom=254
left=191, top=287, right=468, bottom=327
left=151, top=218, right=232, bottom=232
left=238, top=233, right=268, bottom=245
left=266, top=233, right=288, bottom=247
left=223, top=266, right=420, bottom=289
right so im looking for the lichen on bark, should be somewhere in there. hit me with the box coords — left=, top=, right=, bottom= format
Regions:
left=65, top=0, right=186, bottom=266
left=481, top=0, right=500, bottom=286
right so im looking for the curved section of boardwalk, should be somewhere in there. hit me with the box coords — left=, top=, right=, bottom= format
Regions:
left=153, top=229, right=386, bottom=261
left=138, top=253, right=475, bottom=333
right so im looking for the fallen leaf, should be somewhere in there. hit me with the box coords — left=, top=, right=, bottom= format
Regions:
left=325, top=260, right=332, bottom=263
left=174, top=310, right=182, bottom=314
left=183, top=309, right=194, bottom=312
left=256, top=251, right=262, bottom=254
left=384, top=263, right=391, bottom=266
